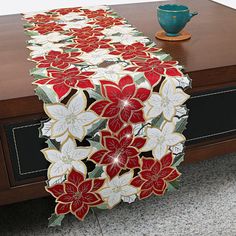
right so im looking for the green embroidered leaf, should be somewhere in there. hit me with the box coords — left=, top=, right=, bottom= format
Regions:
left=87, top=119, right=107, bottom=138
left=172, top=153, right=184, bottom=167
left=35, top=86, right=58, bottom=104
left=175, top=117, right=188, bottom=133
left=87, top=88, right=103, bottom=100
left=167, top=179, right=180, bottom=192
left=88, top=166, right=103, bottom=178
left=45, top=139, right=60, bottom=150
left=151, top=115, right=164, bottom=128
left=88, top=139, right=103, bottom=150
left=96, top=203, right=109, bottom=210
left=134, top=76, right=146, bottom=85
left=48, top=213, right=65, bottom=227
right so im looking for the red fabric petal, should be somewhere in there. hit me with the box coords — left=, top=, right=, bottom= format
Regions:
left=46, top=184, right=64, bottom=198
left=77, top=79, right=94, bottom=89
left=126, top=156, right=140, bottom=169
left=53, top=83, right=70, bottom=99
left=131, top=176, right=145, bottom=187
left=57, top=193, right=74, bottom=203
left=104, top=137, right=120, bottom=151
left=75, top=204, right=89, bottom=221
left=68, top=169, right=84, bottom=187
left=78, top=179, right=93, bottom=193
left=83, top=193, right=100, bottom=204
left=144, top=71, right=162, bottom=86
left=71, top=199, right=83, bottom=212
left=106, top=164, right=121, bottom=179
left=140, top=170, right=153, bottom=180
left=153, top=183, right=167, bottom=196
left=158, top=167, right=175, bottom=179
left=118, top=75, right=133, bottom=88
left=33, top=78, right=51, bottom=85
left=141, top=180, right=153, bottom=190
left=108, top=115, right=124, bottom=133
left=122, top=84, right=135, bottom=98
left=129, top=99, right=143, bottom=110
left=92, top=179, right=105, bottom=191
left=131, top=137, right=146, bottom=149
left=103, top=102, right=120, bottom=117
left=139, top=188, right=153, bottom=200
left=165, top=67, right=182, bottom=77
left=90, top=100, right=110, bottom=115
left=142, top=158, right=155, bottom=170
left=120, top=107, right=132, bottom=122
left=89, top=150, right=107, bottom=163
left=135, top=88, right=151, bottom=102
left=164, top=169, right=181, bottom=182
left=55, top=203, right=71, bottom=215
left=161, top=153, right=174, bottom=168
left=153, top=179, right=165, bottom=191
left=130, top=110, right=145, bottom=123
left=65, top=182, right=77, bottom=194
left=125, top=147, right=139, bottom=156
left=105, top=85, right=121, bottom=102
left=151, top=161, right=161, bottom=174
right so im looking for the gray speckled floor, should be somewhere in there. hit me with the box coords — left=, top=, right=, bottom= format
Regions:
left=0, top=154, right=236, bottom=236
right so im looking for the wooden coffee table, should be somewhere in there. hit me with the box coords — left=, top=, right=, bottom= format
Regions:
left=0, top=0, right=236, bottom=205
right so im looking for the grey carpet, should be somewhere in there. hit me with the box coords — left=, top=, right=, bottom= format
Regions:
left=0, top=154, right=235, bottom=236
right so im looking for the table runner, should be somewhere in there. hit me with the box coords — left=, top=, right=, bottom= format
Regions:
left=22, top=5, right=191, bottom=226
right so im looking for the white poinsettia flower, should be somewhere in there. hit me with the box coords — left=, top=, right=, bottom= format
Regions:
left=88, top=63, right=134, bottom=85
left=29, top=32, right=71, bottom=45
left=142, top=122, right=185, bottom=160
left=144, top=79, right=189, bottom=121
left=59, top=12, right=85, bottom=22
left=42, top=138, right=91, bottom=178
left=83, top=5, right=110, bottom=11
left=44, top=91, right=99, bottom=141
left=79, top=49, right=116, bottom=65
left=62, top=20, right=90, bottom=30
left=99, top=171, right=138, bottom=208
left=109, top=34, right=150, bottom=45
left=28, top=42, right=64, bottom=57
left=102, top=25, right=138, bottom=36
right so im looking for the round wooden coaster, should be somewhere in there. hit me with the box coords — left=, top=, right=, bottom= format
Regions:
left=155, top=30, right=191, bottom=41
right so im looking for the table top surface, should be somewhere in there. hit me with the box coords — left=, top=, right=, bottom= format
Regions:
left=0, top=0, right=236, bottom=100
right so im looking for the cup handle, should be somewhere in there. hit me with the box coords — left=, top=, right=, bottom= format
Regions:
left=189, top=12, right=198, bottom=20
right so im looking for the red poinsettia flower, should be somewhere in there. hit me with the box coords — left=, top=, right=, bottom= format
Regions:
left=66, top=26, right=104, bottom=39
left=50, top=7, right=82, bottom=15
left=126, top=58, right=183, bottom=86
left=67, top=36, right=111, bottom=53
left=131, top=153, right=181, bottom=199
left=89, top=16, right=124, bottom=28
left=90, top=75, right=151, bottom=133
left=90, top=125, right=146, bottom=179
left=28, top=22, right=65, bottom=35
left=33, top=67, right=95, bottom=99
left=26, top=14, right=56, bottom=23
left=46, top=169, right=105, bottom=220
left=81, top=9, right=109, bottom=18
left=110, top=42, right=161, bottom=60
left=32, top=51, right=83, bottom=69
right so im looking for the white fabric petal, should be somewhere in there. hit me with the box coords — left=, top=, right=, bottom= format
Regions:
left=68, top=123, right=85, bottom=141
left=165, top=133, right=185, bottom=146
left=161, top=79, right=175, bottom=98
left=71, top=147, right=92, bottom=160
left=170, top=89, right=189, bottom=106
left=41, top=120, right=52, bottom=137
left=43, top=149, right=61, bottom=163
left=45, top=104, right=68, bottom=120
left=71, top=161, right=87, bottom=175
left=99, top=188, right=113, bottom=198
left=142, top=138, right=157, bottom=152
left=107, top=192, right=121, bottom=208
left=49, top=161, right=70, bottom=178
left=153, top=143, right=168, bottom=160
left=61, top=138, right=75, bottom=155
left=68, top=92, right=86, bottom=115
left=121, top=186, right=138, bottom=196
left=162, top=122, right=175, bottom=136
left=76, top=111, right=98, bottom=126
left=118, top=171, right=134, bottom=186
left=163, top=104, right=175, bottom=121
left=146, top=127, right=162, bottom=139
left=51, top=120, right=68, bottom=137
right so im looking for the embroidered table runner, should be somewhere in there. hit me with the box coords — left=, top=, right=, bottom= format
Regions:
left=23, top=5, right=190, bottom=225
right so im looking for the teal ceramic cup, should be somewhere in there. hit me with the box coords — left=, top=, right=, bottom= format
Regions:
left=157, top=4, right=198, bottom=37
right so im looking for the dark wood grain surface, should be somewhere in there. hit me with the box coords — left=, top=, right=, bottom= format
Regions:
left=0, top=0, right=236, bottom=102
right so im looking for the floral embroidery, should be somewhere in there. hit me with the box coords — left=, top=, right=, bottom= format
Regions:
left=46, top=169, right=105, bottom=220
left=90, top=75, right=151, bottom=132
left=23, top=5, right=190, bottom=223
left=131, top=153, right=181, bottom=199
